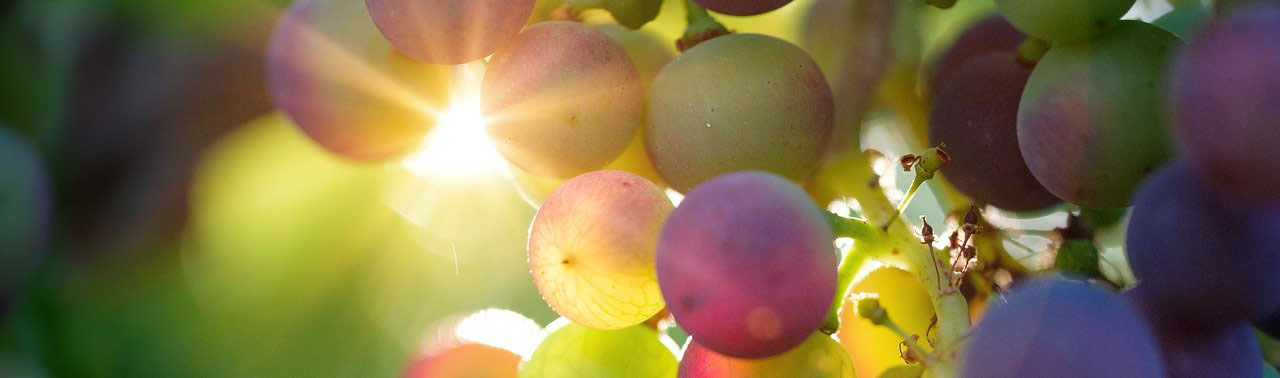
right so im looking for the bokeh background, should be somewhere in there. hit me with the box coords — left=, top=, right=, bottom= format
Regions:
left=0, top=0, right=1182, bottom=377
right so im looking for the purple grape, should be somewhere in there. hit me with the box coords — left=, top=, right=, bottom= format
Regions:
left=960, top=278, right=1166, bottom=378
left=267, top=0, right=453, bottom=161
left=0, top=127, right=51, bottom=312
left=364, top=0, right=534, bottom=65
left=928, top=53, right=1059, bottom=212
left=694, top=0, right=793, bottom=16
left=656, top=172, right=835, bottom=359
left=1125, top=163, right=1280, bottom=326
left=1168, top=5, right=1280, bottom=203
left=927, top=14, right=1026, bottom=97
left=1127, top=285, right=1267, bottom=378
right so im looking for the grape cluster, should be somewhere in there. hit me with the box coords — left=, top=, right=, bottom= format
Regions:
left=260, top=0, right=1280, bottom=376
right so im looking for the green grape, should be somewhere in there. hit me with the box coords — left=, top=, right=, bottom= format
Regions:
left=994, top=0, right=1137, bottom=43
left=1017, top=20, right=1180, bottom=209
left=646, top=33, right=833, bottom=193
left=678, top=333, right=855, bottom=377
left=836, top=267, right=933, bottom=378
left=520, top=322, right=677, bottom=378
left=1153, top=2, right=1210, bottom=39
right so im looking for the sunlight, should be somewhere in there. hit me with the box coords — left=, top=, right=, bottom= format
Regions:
left=400, top=63, right=505, bottom=181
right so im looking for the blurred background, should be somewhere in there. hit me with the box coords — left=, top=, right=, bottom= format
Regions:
left=0, top=0, right=1175, bottom=376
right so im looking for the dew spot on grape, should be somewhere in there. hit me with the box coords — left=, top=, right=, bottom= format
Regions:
left=745, top=306, right=783, bottom=340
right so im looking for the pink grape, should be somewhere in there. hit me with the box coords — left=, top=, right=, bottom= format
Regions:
left=364, top=0, right=534, bottom=65
left=678, top=333, right=855, bottom=377
left=656, top=171, right=836, bottom=358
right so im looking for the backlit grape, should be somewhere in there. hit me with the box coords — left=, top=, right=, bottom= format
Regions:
left=694, top=0, right=793, bottom=16
left=646, top=34, right=833, bottom=193
left=1125, top=163, right=1280, bottom=325
left=836, top=267, right=934, bottom=378
left=520, top=322, right=677, bottom=378
left=678, top=333, right=855, bottom=378
left=929, top=53, right=1058, bottom=212
left=267, top=0, right=452, bottom=160
left=1017, top=20, right=1180, bottom=209
left=529, top=171, right=672, bottom=329
left=403, top=309, right=540, bottom=378
left=656, top=172, right=836, bottom=358
left=364, top=0, right=534, bottom=65
left=483, top=21, right=643, bottom=179
left=960, top=278, right=1166, bottom=378
left=994, top=0, right=1137, bottom=43
left=1167, top=5, right=1280, bottom=203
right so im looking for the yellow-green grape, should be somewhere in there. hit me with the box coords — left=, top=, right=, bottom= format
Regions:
left=678, top=333, right=855, bottom=377
left=529, top=171, right=672, bottom=329
left=994, top=0, right=1138, bottom=43
left=520, top=322, right=677, bottom=377
left=835, top=267, right=934, bottom=378
left=594, top=23, right=675, bottom=88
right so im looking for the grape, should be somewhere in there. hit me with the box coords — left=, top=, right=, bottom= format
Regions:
left=529, top=171, right=672, bottom=329
left=655, top=172, right=836, bottom=358
left=405, top=344, right=520, bottom=378
left=926, top=15, right=1026, bottom=97
left=0, top=127, right=51, bottom=312
left=364, top=0, right=534, bottom=65
left=678, top=333, right=855, bottom=377
left=1152, top=2, right=1210, bottom=39
left=1260, top=311, right=1280, bottom=340
left=835, top=267, right=933, bottom=378
left=646, top=34, right=833, bottom=193
left=928, top=53, right=1058, bottom=212
left=482, top=21, right=643, bottom=179
left=519, top=322, right=677, bottom=378
left=267, top=0, right=452, bottom=160
left=404, top=309, right=540, bottom=378
left=594, top=23, right=674, bottom=89
left=1017, top=20, right=1180, bottom=209
left=994, top=0, right=1137, bottom=43
left=694, top=0, right=793, bottom=16
left=1167, top=6, right=1280, bottom=203
left=959, top=278, right=1166, bottom=378
left=1125, top=163, right=1280, bottom=325
left=1126, top=286, right=1267, bottom=378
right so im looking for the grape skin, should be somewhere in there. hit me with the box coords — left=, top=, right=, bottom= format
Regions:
left=694, top=0, right=793, bottom=16
left=1124, top=163, right=1280, bottom=326
left=267, top=0, right=452, bottom=161
left=1017, top=20, right=1180, bottom=209
left=959, top=278, right=1166, bottom=378
left=994, top=0, right=1137, bottom=43
left=1126, top=286, right=1266, bottom=378
left=646, top=34, right=833, bottom=193
left=364, top=0, right=533, bottom=65
left=529, top=171, right=672, bottom=330
left=482, top=21, right=643, bottom=179
left=519, top=322, right=677, bottom=378
left=929, top=53, right=1058, bottom=212
left=1167, top=5, right=1280, bottom=203
left=656, top=172, right=836, bottom=358
left=0, top=127, right=51, bottom=313
left=404, top=344, right=520, bottom=378
left=678, top=333, right=855, bottom=378
left=835, top=267, right=933, bottom=378
left=926, top=15, right=1026, bottom=98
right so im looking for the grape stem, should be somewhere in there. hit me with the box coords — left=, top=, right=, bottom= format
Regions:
left=821, top=213, right=888, bottom=334
left=859, top=297, right=934, bottom=366
left=676, top=0, right=730, bottom=51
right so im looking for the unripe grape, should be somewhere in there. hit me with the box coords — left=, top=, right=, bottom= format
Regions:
left=694, top=0, right=793, bottom=16
left=1017, top=20, right=1180, bottom=209
left=994, top=0, right=1137, bottom=43
left=656, top=172, right=836, bottom=358
left=267, top=0, right=452, bottom=160
left=520, top=322, right=677, bottom=377
left=529, top=171, right=672, bottom=329
left=835, top=267, right=934, bottom=378
left=678, top=333, right=855, bottom=377
left=647, top=34, right=833, bottom=193
left=483, top=21, right=643, bottom=179
left=364, top=0, right=535, bottom=65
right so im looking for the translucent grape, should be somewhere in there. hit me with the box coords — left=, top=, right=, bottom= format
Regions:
left=529, top=171, right=672, bottom=329
left=519, top=322, right=677, bottom=378
left=482, top=21, right=643, bottom=179
left=1017, top=20, right=1180, bottom=209
left=694, top=0, right=793, bottom=16
left=927, top=14, right=1026, bottom=97
left=646, top=34, right=833, bottom=193
left=403, top=309, right=540, bottom=378
left=994, top=0, right=1137, bottom=43
left=1125, top=163, right=1280, bottom=325
left=656, top=172, right=836, bottom=358
left=929, top=53, right=1059, bottom=212
left=405, top=344, right=519, bottom=378
left=678, top=333, right=855, bottom=378
left=960, top=278, right=1166, bottom=378
left=267, top=0, right=452, bottom=160
left=1167, top=5, right=1280, bottom=203
left=364, top=0, right=533, bottom=65
left=835, top=267, right=933, bottom=378
left=0, top=127, right=51, bottom=311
